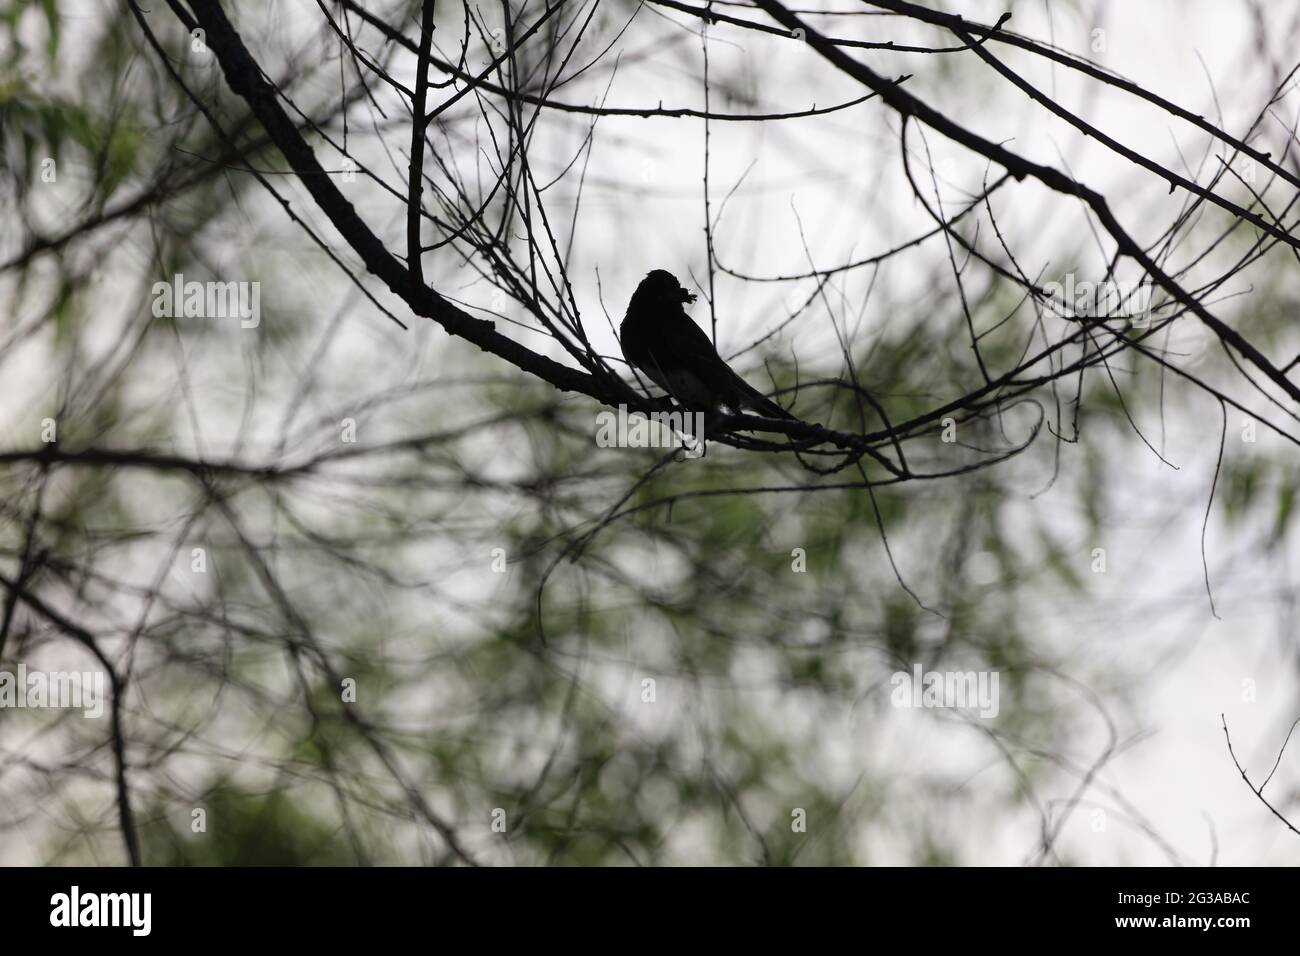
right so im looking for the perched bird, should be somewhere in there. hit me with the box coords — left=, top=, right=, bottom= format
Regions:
left=620, top=270, right=793, bottom=418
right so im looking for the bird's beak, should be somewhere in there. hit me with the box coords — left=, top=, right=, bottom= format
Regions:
left=681, top=289, right=697, bottom=304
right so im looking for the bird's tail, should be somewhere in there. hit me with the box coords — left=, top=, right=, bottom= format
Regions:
left=727, top=371, right=795, bottom=420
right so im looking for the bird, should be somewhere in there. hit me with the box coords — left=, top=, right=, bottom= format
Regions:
left=620, top=270, right=793, bottom=419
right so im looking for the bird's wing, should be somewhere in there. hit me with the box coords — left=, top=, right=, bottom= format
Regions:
left=622, top=314, right=716, bottom=409
left=657, top=307, right=727, bottom=368
left=628, top=307, right=793, bottom=417
left=660, top=310, right=791, bottom=417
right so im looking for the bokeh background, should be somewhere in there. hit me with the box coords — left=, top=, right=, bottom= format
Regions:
left=1, top=0, right=1297, bottom=864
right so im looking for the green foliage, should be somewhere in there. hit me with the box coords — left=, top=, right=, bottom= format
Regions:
left=139, top=781, right=357, bottom=866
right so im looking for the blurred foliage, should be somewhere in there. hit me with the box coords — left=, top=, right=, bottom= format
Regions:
left=0, top=0, right=1295, bottom=867
left=139, top=781, right=356, bottom=866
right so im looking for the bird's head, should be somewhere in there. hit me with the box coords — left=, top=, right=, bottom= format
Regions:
left=635, top=269, right=697, bottom=307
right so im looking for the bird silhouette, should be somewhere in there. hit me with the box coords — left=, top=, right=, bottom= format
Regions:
left=620, top=270, right=793, bottom=419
